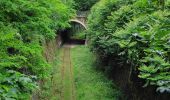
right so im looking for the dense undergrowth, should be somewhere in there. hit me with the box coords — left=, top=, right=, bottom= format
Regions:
left=74, top=0, right=99, bottom=11
left=71, top=46, right=121, bottom=100
left=0, top=0, right=74, bottom=99
left=1, top=0, right=169, bottom=99
left=88, top=0, right=170, bottom=93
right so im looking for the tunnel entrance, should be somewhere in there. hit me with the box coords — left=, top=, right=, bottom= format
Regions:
left=60, top=20, right=87, bottom=45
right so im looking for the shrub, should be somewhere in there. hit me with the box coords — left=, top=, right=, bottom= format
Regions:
left=0, top=0, right=74, bottom=99
left=88, top=0, right=170, bottom=93
left=74, top=0, right=99, bottom=11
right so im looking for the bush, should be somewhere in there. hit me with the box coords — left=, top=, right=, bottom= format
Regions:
left=88, top=0, right=170, bottom=93
left=0, top=0, right=74, bottom=99
left=74, top=0, right=99, bottom=11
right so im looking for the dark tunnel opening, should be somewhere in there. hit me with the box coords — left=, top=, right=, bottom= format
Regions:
left=59, top=21, right=86, bottom=45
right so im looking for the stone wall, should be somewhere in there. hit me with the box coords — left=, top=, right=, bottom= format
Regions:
left=32, top=35, right=62, bottom=100
left=43, top=35, right=62, bottom=62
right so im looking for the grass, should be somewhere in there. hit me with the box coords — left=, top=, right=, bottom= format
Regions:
left=49, top=47, right=75, bottom=100
left=71, top=46, right=121, bottom=100
left=49, top=49, right=63, bottom=100
left=62, top=48, right=75, bottom=100
left=39, top=49, right=63, bottom=100
left=38, top=46, right=121, bottom=100
left=71, top=32, right=86, bottom=40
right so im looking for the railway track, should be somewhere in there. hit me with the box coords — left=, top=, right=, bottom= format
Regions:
left=61, top=46, right=75, bottom=100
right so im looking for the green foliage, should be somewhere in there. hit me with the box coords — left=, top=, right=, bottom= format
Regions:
left=114, top=11, right=170, bottom=92
left=0, top=0, right=74, bottom=99
left=71, top=32, right=86, bottom=40
left=0, top=26, right=39, bottom=99
left=73, top=0, right=99, bottom=11
left=88, top=0, right=170, bottom=93
left=69, top=24, right=86, bottom=39
left=71, top=46, right=121, bottom=100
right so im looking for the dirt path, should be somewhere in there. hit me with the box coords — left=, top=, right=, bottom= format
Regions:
left=61, top=45, right=75, bottom=100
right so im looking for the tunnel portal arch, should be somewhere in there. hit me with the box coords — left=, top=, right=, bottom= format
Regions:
left=69, top=19, right=87, bottom=30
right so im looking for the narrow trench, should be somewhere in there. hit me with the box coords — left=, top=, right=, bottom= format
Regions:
left=47, top=34, right=122, bottom=100
left=60, top=32, right=85, bottom=100
left=46, top=21, right=121, bottom=100
left=53, top=23, right=86, bottom=100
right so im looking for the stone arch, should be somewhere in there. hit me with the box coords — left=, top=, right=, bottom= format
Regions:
left=70, top=19, right=87, bottom=29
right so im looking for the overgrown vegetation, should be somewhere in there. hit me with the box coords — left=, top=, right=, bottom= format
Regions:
left=1, top=0, right=169, bottom=99
left=69, top=24, right=86, bottom=40
left=44, top=49, right=62, bottom=100
left=0, top=0, right=74, bottom=99
left=71, top=46, right=121, bottom=100
left=88, top=0, right=170, bottom=93
left=73, top=0, right=99, bottom=11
